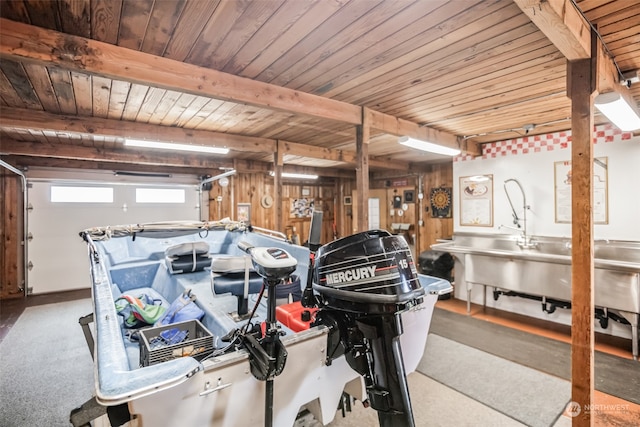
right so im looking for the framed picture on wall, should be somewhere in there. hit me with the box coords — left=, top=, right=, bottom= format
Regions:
left=237, top=203, right=251, bottom=223
left=459, top=175, right=493, bottom=226
left=554, top=157, right=608, bottom=224
left=403, top=190, right=415, bottom=203
left=290, top=198, right=314, bottom=218
left=430, top=187, right=452, bottom=218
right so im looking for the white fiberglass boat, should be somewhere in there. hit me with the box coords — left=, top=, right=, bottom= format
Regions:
left=75, top=219, right=451, bottom=427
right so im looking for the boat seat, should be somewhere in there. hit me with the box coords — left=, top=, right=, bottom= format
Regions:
left=165, top=242, right=211, bottom=274
left=210, top=255, right=263, bottom=316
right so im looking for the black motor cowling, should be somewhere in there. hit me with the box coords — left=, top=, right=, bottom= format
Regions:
left=312, top=230, right=423, bottom=427
left=313, top=229, right=424, bottom=312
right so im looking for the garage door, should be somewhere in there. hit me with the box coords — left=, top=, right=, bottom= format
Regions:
left=28, top=179, right=201, bottom=294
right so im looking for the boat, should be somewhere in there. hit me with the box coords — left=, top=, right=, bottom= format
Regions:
left=74, top=218, right=451, bottom=427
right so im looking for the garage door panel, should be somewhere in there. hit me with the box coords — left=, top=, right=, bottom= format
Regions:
left=28, top=182, right=199, bottom=294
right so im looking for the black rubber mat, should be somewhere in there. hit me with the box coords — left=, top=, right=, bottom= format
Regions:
left=430, top=307, right=640, bottom=405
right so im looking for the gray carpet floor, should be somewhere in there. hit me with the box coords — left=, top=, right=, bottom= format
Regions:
left=418, top=334, right=569, bottom=427
left=0, top=299, right=94, bottom=427
left=323, top=371, right=527, bottom=427
left=2, top=300, right=636, bottom=427
left=429, top=307, right=640, bottom=405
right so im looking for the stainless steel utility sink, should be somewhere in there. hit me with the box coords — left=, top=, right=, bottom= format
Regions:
left=431, top=232, right=640, bottom=359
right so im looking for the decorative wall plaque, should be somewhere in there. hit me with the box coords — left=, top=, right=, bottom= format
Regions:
left=459, top=175, right=493, bottom=226
left=430, top=187, right=452, bottom=218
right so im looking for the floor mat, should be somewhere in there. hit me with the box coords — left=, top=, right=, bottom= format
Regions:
left=430, top=307, right=640, bottom=404
left=418, top=334, right=570, bottom=427
left=0, top=299, right=94, bottom=427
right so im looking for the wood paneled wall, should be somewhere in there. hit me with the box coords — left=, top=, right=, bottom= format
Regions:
left=0, top=170, right=24, bottom=299
left=209, top=163, right=454, bottom=257
left=208, top=172, right=341, bottom=246
left=0, top=163, right=452, bottom=299
left=367, top=163, right=454, bottom=257
left=419, top=163, right=455, bottom=251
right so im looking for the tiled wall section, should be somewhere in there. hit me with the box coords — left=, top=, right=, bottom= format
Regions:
left=455, top=124, right=635, bottom=162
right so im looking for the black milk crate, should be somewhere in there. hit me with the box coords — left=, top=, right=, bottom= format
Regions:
left=139, top=319, right=214, bottom=367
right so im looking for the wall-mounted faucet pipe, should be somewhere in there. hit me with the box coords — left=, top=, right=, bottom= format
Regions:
left=503, top=178, right=536, bottom=248
left=504, top=178, right=526, bottom=228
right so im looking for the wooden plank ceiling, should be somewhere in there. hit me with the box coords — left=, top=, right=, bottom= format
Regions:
left=0, top=0, right=638, bottom=175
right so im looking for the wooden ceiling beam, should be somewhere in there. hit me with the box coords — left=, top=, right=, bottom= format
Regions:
left=279, top=139, right=411, bottom=170
left=0, top=138, right=231, bottom=169
left=514, top=0, right=591, bottom=61
left=0, top=107, right=275, bottom=154
left=279, top=139, right=356, bottom=164
left=0, top=18, right=361, bottom=125
left=2, top=154, right=356, bottom=181
left=0, top=19, right=460, bottom=162
left=367, top=108, right=481, bottom=156
left=0, top=138, right=359, bottom=180
left=513, top=0, right=620, bottom=92
left=1, top=107, right=415, bottom=170
left=2, top=155, right=218, bottom=176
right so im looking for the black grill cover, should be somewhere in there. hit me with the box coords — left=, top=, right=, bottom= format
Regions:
left=313, top=230, right=424, bottom=309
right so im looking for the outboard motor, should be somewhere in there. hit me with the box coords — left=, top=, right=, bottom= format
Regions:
left=311, top=229, right=424, bottom=427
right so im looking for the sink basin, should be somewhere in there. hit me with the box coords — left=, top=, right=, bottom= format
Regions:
left=431, top=232, right=640, bottom=359
left=432, top=233, right=640, bottom=272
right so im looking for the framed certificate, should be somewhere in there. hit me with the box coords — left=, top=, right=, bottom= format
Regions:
left=459, top=175, right=493, bottom=226
left=554, top=157, right=608, bottom=224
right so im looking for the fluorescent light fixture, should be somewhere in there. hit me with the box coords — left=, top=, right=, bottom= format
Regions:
left=594, top=91, right=640, bottom=131
left=200, top=169, right=236, bottom=186
left=270, top=171, right=318, bottom=180
left=398, top=136, right=461, bottom=156
left=124, top=139, right=229, bottom=154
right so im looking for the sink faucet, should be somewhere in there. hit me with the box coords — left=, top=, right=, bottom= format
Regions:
left=499, top=224, right=520, bottom=232
left=503, top=179, right=536, bottom=249
left=499, top=224, right=537, bottom=249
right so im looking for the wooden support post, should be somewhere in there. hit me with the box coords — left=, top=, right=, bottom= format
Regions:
left=333, top=180, right=342, bottom=240
left=567, top=55, right=595, bottom=426
left=355, top=108, right=370, bottom=232
left=0, top=170, right=23, bottom=298
left=274, top=141, right=284, bottom=233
